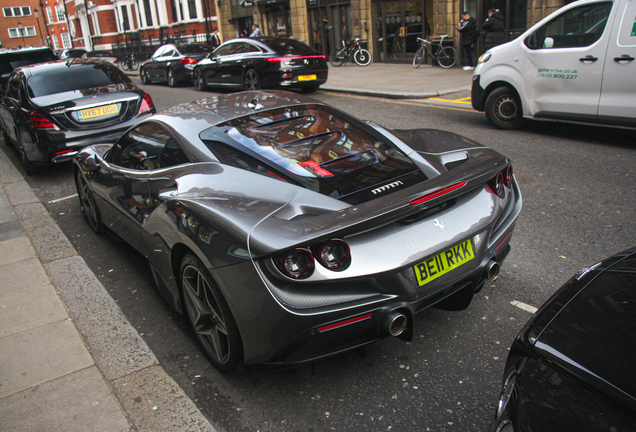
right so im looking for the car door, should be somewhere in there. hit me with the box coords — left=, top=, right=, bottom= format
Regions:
left=0, top=73, right=22, bottom=143
left=91, top=122, right=170, bottom=255
left=522, top=1, right=615, bottom=121
left=204, top=42, right=249, bottom=87
left=145, top=46, right=166, bottom=81
left=597, top=0, right=636, bottom=126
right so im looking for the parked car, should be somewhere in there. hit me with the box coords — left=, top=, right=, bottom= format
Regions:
left=139, top=43, right=213, bottom=87
left=490, top=247, right=636, bottom=432
left=82, top=50, right=118, bottom=65
left=73, top=90, right=521, bottom=372
left=0, top=46, right=58, bottom=86
left=58, top=48, right=88, bottom=60
left=191, top=37, right=328, bottom=93
left=472, top=0, right=636, bottom=129
left=0, top=59, right=156, bottom=174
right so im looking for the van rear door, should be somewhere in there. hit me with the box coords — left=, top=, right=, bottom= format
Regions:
left=597, top=0, right=636, bottom=127
left=522, top=1, right=614, bottom=122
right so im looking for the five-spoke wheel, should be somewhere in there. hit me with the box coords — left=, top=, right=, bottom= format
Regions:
left=243, top=69, right=260, bottom=91
left=75, top=170, right=105, bottom=234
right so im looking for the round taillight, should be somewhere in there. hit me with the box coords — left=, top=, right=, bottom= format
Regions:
left=490, top=171, right=504, bottom=196
left=317, top=240, right=351, bottom=270
left=503, top=165, right=513, bottom=188
left=275, top=249, right=315, bottom=279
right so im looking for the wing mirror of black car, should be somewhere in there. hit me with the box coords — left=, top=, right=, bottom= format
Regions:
left=84, top=154, right=101, bottom=173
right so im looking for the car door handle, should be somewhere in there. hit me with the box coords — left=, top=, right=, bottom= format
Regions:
left=579, top=55, right=598, bottom=63
left=614, top=55, right=635, bottom=64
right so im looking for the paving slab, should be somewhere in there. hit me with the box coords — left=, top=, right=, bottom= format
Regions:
left=3, top=180, right=39, bottom=206
left=0, top=257, right=50, bottom=297
left=0, top=366, right=131, bottom=432
left=0, top=236, right=36, bottom=266
left=0, top=285, right=68, bottom=338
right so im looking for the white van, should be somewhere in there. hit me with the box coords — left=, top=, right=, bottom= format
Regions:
left=471, top=0, right=636, bottom=129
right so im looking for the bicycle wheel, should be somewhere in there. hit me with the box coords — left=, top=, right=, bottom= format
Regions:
left=354, top=49, right=371, bottom=66
left=131, top=57, right=139, bottom=71
left=437, top=47, right=457, bottom=68
left=330, top=48, right=348, bottom=67
left=121, top=58, right=130, bottom=71
left=413, top=47, right=426, bottom=68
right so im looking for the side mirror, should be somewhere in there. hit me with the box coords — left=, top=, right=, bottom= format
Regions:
left=543, top=37, right=554, bottom=48
left=84, top=154, right=101, bottom=173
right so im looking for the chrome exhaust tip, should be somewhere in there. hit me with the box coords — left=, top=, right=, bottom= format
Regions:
left=381, top=312, right=408, bottom=337
left=486, top=261, right=501, bottom=281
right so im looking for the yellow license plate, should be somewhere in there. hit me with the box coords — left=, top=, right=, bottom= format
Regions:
left=298, top=75, right=317, bottom=81
left=77, top=104, right=119, bottom=120
left=413, top=239, right=475, bottom=286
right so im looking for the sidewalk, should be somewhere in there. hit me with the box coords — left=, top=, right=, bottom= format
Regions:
left=0, top=150, right=215, bottom=431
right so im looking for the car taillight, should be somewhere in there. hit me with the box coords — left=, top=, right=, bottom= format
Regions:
left=488, top=165, right=514, bottom=197
left=113, top=59, right=118, bottom=64
left=179, top=57, right=199, bottom=64
left=29, top=111, right=59, bottom=131
left=274, top=249, right=315, bottom=279
left=266, top=55, right=326, bottom=62
left=138, top=93, right=155, bottom=115
left=316, top=240, right=351, bottom=270
left=409, top=181, right=467, bottom=206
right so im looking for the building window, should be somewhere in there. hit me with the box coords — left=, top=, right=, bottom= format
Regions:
left=171, top=0, right=178, bottom=21
left=51, top=33, right=59, bottom=49
left=46, top=7, right=54, bottom=24
left=3, top=6, right=31, bottom=17
left=91, top=12, right=101, bottom=35
left=188, top=0, right=197, bottom=19
left=55, top=4, right=66, bottom=21
left=61, top=32, right=71, bottom=48
left=8, top=26, right=36, bottom=38
left=120, top=6, right=130, bottom=31
left=144, top=0, right=153, bottom=26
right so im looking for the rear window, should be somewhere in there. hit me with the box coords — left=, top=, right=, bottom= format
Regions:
left=179, top=43, right=213, bottom=54
left=86, top=51, right=113, bottom=58
left=27, top=63, right=131, bottom=97
left=260, top=39, right=317, bottom=55
left=201, top=105, right=420, bottom=201
left=0, top=49, right=58, bottom=75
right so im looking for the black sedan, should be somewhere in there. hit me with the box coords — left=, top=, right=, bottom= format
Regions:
left=0, top=59, right=156, bottom=174
left=140, top=43, right=213, bottom=87
left=491, top=248, right=636, bottom=432
left=73, top=91, right=521, bottom=373
left=192, top=37, right=328, bottom=92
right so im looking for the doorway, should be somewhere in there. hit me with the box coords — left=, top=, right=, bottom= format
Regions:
left=375, top=1, right=428, bottom=63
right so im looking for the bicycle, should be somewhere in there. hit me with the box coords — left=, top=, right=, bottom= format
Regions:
left=330, top=38, right=372, bottom=67
left=120, top=53, right=139, bottom=71
left=412, top=35, right=457, bottom=69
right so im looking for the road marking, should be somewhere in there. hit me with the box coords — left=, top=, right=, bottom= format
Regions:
left=48, top=194, right=77, bottom=204
left=429, top=96, right=472, bottom=104
left=321, top=92, right=477, bottom=113
left=510, top=300, right=538, bottom=314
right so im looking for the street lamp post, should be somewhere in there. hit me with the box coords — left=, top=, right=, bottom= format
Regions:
left=34, top=9, right=44, bottom=45
left=17, top=22, right=25, bottom=46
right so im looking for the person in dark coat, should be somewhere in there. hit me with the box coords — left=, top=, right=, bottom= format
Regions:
left=483, top=9, right=506, bottom=51
left=458, top=11, right=478, bottom=70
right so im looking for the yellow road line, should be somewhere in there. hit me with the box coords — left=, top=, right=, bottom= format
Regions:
left=429, top=96, right=472, bottom=104
left=321, top=92, right=477, bottom=113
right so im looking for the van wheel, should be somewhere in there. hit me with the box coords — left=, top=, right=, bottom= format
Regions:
left=485, top=87, right=524, bottom=130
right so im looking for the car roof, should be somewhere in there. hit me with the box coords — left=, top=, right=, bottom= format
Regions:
left=17, top=58, right=118, bottom=76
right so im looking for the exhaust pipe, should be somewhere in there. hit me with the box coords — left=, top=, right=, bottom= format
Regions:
left=381, top=311, right=408, bottom=337
left=486, top=260, right=501, bottom=281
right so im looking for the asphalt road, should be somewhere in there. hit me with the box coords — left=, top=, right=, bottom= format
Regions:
left=4, top=82, right=636, bottom=432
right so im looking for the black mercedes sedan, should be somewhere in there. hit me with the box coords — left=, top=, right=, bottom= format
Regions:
left=0, top=59, right=156, bottom=174
left=490, top=247, right=636, bottom=432
left=140, top=43, right=213, bottom=87
left=192, top=37, right=328, bottom=93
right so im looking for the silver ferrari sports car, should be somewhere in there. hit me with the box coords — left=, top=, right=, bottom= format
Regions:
left=73, top=91, right=522, bottom=372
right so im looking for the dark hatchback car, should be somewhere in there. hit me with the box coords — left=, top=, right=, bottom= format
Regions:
left=491, top=247, right=636, bottom=432
left=0, top=46, right=58, bottom=86
left=192, top=37, right=328, bottom=93
left=0, top=59, right=156, bottom=174
left=140, top=43, right=213, bottom=87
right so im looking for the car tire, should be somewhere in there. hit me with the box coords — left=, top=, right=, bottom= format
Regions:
left=141, top=69, right=151, bottom=85
left=167, top=69, right=179, bottom=87
left=194, top=68, right=207, bottom=91
left=243, top=69, right=260, bottom=91
left=75, top=169, right=105, bottom=234
left=485, top=87, right=524, bottom=130
left=180, top=254, right=243, bottom=373
left=16, top=133, right=36, bottom=176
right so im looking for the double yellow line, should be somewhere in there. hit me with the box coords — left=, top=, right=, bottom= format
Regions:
left=321, top=92, right=477, bottom=113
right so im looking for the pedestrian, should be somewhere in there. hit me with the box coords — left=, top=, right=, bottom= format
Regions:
left=210, top=29, right=221, bottom=49
left=482, top=9, right=506, bottom=51
left=458, top=11, right=478, bottom=70
left=250, top=24, right=264, bottom=37
left=239, top=28, right=248, bottom=38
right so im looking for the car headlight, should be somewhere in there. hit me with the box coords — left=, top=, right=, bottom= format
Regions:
left=478, top=52, right=492, bottom=64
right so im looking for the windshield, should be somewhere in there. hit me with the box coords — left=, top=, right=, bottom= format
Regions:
left=203, top=105, right=419, bottom=201
left=27, top=63, right=131, bottom=97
